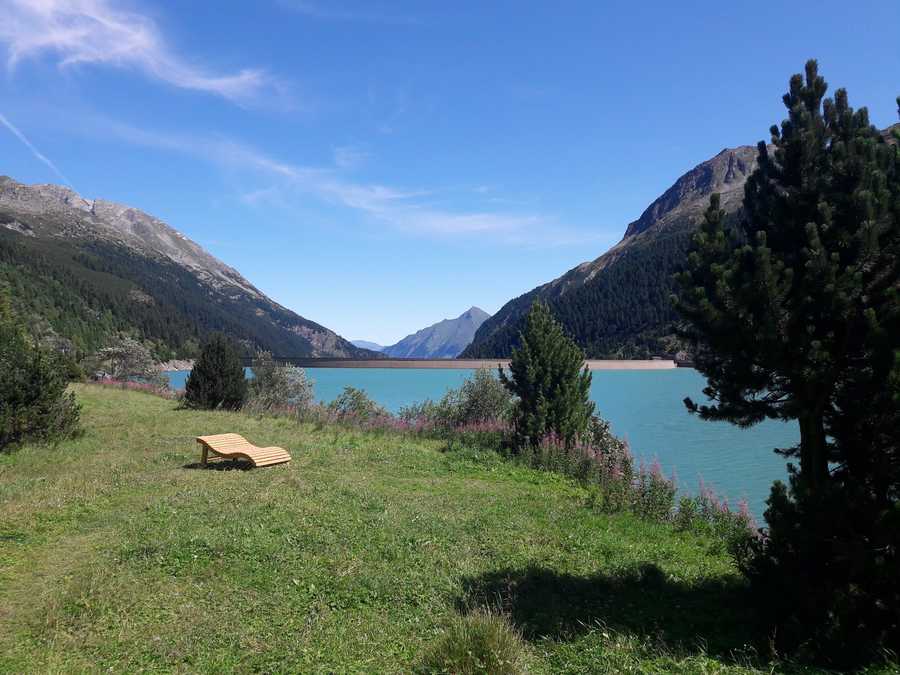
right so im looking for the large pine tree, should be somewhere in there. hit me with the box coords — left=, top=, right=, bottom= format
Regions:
left=676, top=60, right=899, bottom=495
left=676, top=61, right=900, bottom=664
left=499, top=301, right=594, bottom=448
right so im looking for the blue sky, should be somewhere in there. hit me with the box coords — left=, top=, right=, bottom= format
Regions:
left=1, top=1, right=898, bottom=345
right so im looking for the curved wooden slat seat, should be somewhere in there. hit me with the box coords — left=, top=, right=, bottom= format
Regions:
left=196, top=433, right=291, bottom=467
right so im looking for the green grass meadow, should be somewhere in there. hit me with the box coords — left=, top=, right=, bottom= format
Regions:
left=0, top=385, right=835, bottom=673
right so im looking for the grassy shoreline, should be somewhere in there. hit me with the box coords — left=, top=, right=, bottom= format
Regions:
left=0, top=385, right=871, bottom=672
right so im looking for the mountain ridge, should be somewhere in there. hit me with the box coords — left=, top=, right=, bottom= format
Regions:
left=461, top=143, right=761, bottom=358
left=0, top=176, right=377, bottom=360
left=382, top=306, right=490, bottom=358
left=350, top=340, right=385, bottom=352
left=463, top=124, right=898, bottom=359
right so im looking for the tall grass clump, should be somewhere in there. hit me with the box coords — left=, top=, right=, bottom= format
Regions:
left=521, top=422, right=755, bottom=551
left=673, top=480, right=758, bottom=553
left=631, top=458, right=678, bottom=521
left=418, top=611, right=527, bottom=675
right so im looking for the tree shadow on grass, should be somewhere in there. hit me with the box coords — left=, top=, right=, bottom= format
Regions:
left=182, top=459, right=253, bottom=471
left=457, top=563, right=762, bottom=661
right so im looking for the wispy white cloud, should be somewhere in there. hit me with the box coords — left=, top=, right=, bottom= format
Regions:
left=332, top=145, right=368, bottom=170
left=238, top=185, right=285, bottom=207
left=278, top=0, right=419, bottom=24
left=0, top=0, right=280, bottom=105
left=0, top=110, right=74, bottom=188
left=97, top=119, right=597, bottom=245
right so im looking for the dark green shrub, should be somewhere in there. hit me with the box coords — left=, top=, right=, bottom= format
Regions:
left=740, top=478, right=900, bottom=668
left=453, top=368, right=514, bottom=426
left=398, top=399, right=439, bottom=425
left=0, top=297, right=80, bottom=451
left=419, top=611, right=527, bottom=674
left=499, top=301, right=594, bottom=450
left=183, top=334, right=247, bottom=410
left=326, top=386, right=388, bottom=422
left=673, top=496, right=699, bottom=531
left=246, top=351, right=314, bottom=415
left=399, top=368, right=513, bottom=434
left=60, top=353, right=86, bottom=382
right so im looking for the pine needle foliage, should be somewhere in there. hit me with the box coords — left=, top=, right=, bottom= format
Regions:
left=675, top=60, right=900, bottom=666
left=183, top=333, right=247, bottom=410
left=676, top=59, right=899, bottom=494
left=0, top=293, right=80, bottom=451
left=499, top=301, right=594, bottom=449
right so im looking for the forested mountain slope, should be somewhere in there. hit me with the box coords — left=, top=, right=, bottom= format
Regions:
left=0, top=177, right=375, bottom=360
left=465, top=124, right=899, bottom=359
left=463, top=144, right=760, bottom=358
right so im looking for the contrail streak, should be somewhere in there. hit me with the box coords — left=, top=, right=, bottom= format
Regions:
left=0, top=112, right=75, bottom=189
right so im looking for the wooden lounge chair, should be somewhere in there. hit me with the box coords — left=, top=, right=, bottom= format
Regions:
left=196, top=433, right=291, bottom=467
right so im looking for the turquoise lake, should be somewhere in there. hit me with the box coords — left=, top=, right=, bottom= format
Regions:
left=165, top=367, right=795, bottom=519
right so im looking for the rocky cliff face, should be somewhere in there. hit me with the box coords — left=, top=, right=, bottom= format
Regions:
left=0, top=176, right=375, bottom=359
left=383, top=306, right=490, bottom=358
left=623, top=145, right=757, bottom=239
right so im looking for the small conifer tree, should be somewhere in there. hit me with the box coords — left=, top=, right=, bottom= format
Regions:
left=183, top=334, right=247, bottom=410
left=0, top=294, right=80, bottom=450
left=499, top=301, right=594, bottom=449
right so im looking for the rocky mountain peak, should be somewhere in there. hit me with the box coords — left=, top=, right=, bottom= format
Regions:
left=0, top=177, right=263, bottom=299
left=382, top=306, right=492, bottom=358
left=623, top=145, right=758, bottom=239
left=0, top=176, right=93, bottom=215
